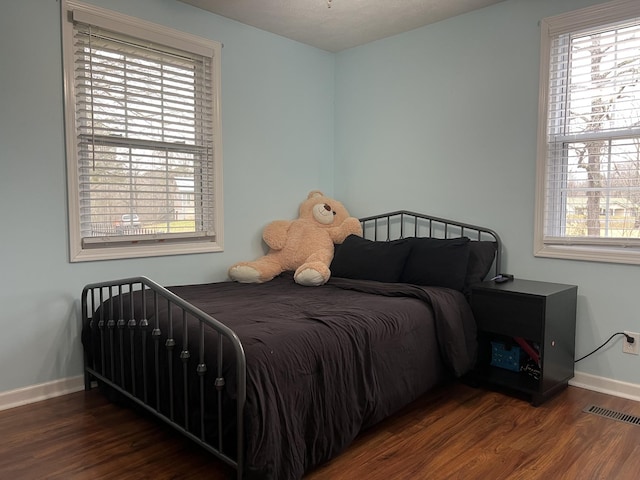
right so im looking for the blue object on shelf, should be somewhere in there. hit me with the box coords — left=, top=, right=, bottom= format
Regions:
left=490, top=341, right=523, bottom=372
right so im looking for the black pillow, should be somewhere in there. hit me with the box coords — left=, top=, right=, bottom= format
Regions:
left=330, top=235, right=412, bottom=282
left=400, top=237, right=471, bottom=291
left=465, top=241, right=497, bottom=287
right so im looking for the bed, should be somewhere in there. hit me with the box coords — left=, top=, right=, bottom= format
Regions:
left=81, top=210, right=501, bottom=480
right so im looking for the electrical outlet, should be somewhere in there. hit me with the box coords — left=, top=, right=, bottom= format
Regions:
left=623, top=331, right=639, bottom=355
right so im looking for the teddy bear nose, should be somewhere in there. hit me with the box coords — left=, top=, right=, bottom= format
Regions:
left=323, top=204, right=336, bottom=215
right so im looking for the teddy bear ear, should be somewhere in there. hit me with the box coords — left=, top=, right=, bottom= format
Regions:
left=307, top=190, right=324, bottom=199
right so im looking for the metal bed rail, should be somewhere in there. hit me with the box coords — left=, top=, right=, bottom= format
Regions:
left=80, top=211, right=500, bottom=479
left=82, top=276, right=246, bottom=480
left=359, top=210, right=502, bottom=278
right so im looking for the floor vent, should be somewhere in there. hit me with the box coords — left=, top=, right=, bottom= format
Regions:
left=583, top=405, right=640, bottom=426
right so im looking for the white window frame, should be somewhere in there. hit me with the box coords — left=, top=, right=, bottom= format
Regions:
left=535, top=0, right=640, bottom=265
left=61, top=0, right=223, bottom=262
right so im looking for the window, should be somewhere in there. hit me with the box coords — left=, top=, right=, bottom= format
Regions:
left=61, top=1, right=223, bottom=261
left=535, top=0, right=640, bottom=264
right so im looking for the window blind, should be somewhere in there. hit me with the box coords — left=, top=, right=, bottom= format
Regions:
left=543, top=17, right=640, bottom=245
left=72, top=19, right=216, bottom=247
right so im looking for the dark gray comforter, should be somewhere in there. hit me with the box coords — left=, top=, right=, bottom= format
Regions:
left=84, top=273, right=477, bottom=480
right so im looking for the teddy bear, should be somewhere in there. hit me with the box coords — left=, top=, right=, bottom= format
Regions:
left=228, top=190, right=362, bottom=286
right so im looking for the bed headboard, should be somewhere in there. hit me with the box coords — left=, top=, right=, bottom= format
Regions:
left=359, top=210, right=502, bottom=279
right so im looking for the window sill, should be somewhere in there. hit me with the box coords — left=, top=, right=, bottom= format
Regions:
left=70, top=241, right=223, bottom=262
left=534, top=243, right=640, bottom=266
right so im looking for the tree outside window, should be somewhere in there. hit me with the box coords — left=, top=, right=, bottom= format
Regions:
left=62, top=1, right=223, bottom=261
left=536, top=2, right=640, bottom=264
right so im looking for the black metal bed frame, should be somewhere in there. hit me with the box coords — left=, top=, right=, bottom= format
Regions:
left=81, top=210, right=501, bottom=480
left=359, top=210, right=502, bottom=276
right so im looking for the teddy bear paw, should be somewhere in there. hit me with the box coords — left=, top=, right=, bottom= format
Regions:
left=295, top=268, right=327, bottom=287
left=229, top=265, right=261, bottom=283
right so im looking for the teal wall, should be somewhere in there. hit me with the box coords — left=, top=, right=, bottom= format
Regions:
left=0, top=0, right=334, bottom=393
left=335, top=0, right=639, bottom=386
left=1, top=0, right=637, bottom=397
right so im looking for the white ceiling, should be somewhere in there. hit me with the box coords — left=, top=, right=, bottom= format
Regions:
left=178, top=0, right=508, bottom=52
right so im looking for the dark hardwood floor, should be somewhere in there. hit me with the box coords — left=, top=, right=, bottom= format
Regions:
left=1, top=382, right=638, bottom=479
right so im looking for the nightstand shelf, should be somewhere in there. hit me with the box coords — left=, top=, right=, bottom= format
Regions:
left=471, top=279, right=577, bottom=406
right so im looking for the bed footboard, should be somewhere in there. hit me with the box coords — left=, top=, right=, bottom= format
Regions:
left=81, top=276, right=246, bottom=480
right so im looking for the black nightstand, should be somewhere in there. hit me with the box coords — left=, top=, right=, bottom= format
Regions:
left=470, top=279, right=577, bottom=406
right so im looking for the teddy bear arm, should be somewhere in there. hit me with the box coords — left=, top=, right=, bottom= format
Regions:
left=263, top=220, right=292, bottom=250
left=329, top=217, right=363, bottom=244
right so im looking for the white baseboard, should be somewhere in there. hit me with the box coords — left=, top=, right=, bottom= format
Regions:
left=1, top=371, right=637, bottom=413
left=0, top=375, right=85, bottom=412
left=570, top=371, right=640, bottom=402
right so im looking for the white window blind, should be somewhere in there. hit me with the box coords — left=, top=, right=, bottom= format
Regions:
left=62, top=1, right=223, bottom=261
left=536, top=1, right=640, bottom=263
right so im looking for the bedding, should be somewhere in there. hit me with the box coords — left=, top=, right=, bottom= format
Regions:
left=81, top=210, right=501, bottom=480
left=83, top=273, right=477, bottom=480
left=465, top=241, right=499, bottom=290
left=330, top=235, right=413, bottom=282
left=400, top=237, right=471, bottom=290
left=330, top=235, right=497, bottom=293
